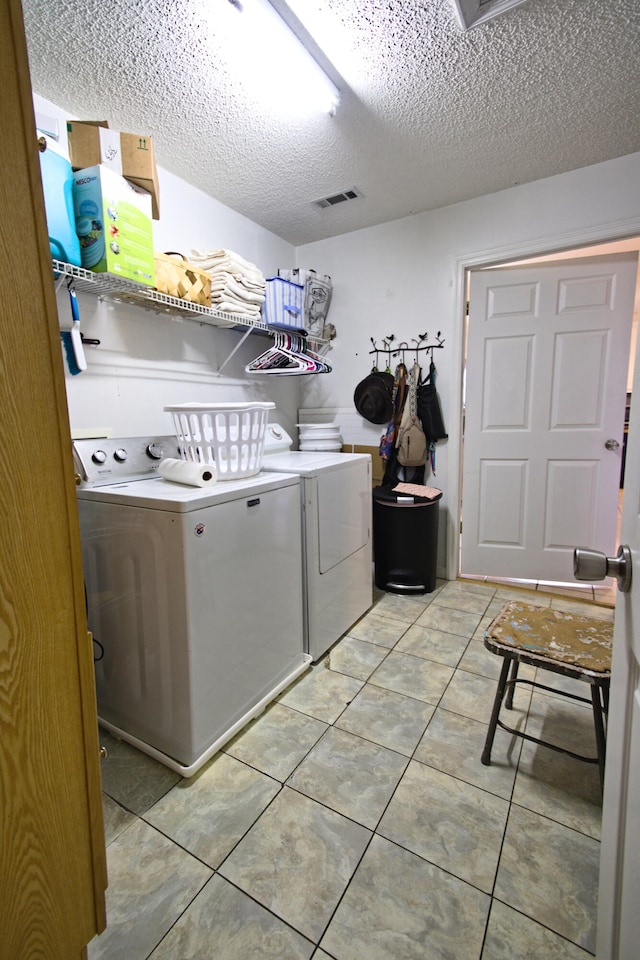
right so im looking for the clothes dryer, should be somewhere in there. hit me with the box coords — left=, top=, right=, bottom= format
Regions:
left=262, top=424, right=373, bottom=661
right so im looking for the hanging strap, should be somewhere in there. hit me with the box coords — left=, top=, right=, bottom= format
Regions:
left=379, top=363, right=407, bottom=460
left=429, top=441, right=437, bottom=475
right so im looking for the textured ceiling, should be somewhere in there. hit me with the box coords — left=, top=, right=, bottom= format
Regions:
left=22, top=0, right=640, bottom=246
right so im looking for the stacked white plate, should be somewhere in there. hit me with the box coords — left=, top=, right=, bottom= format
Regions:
left=297, top=423, right=343, bottom=451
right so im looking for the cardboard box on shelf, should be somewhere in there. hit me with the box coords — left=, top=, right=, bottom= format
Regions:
left=119, top=134, right=159, bottom=219
left=67, top=120, right=160, bottom=219
left=66, top=120, right=121, bottom=173
left=72, top=164, right=155, bottom=286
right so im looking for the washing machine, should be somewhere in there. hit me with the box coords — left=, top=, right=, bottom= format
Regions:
left=261, top=424, right=373, bottom=661
left=73, top=435, right=310, bottom=777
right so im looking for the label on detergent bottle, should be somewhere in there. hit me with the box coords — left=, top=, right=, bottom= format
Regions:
left=75, top=197, right=105, bottom=269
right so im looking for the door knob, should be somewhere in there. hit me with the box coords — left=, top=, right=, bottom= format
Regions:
left=573, top=545, right=632, bottom=593
left=605, top=438, right=620, bottom=450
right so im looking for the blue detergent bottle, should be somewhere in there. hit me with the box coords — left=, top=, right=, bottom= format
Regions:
left=38, top=139, right=82, bottom=267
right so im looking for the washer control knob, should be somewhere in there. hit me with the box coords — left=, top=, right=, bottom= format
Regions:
left=146, top=443, right=164, bottom=460
left=92, top=449, right=107, bottom=464
left=114, top=448, right=128, bottom=462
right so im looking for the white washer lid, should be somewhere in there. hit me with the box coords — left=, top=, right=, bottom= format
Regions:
left=261, top=450, right=370, bottom=476
left=76, top=470, right=301, bottom=511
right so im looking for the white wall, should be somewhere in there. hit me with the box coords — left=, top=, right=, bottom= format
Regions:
left=296, top=152, right=640, bottom=576
left=35, top=94, right=302, bottom=440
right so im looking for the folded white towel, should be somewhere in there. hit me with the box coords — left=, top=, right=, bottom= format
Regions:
left=191, top=248, right=264, bottom=283
left=224, top=278, right=265, bottom=304
left=231, top=273, right=265, bottom=293
left=217, top=300, right=262, bottom=318
left=208, top=274, right=265, bottom=299
left=219, top=293, right=262, bottom=308
left=191, top=248, right=255, bottom=269
left=189, top=249, right=232, bottom=268
left=208, top=262, right=265, bottom=287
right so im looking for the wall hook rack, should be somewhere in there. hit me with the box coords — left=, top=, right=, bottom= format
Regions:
left=368, top=331, right=445, bottom=366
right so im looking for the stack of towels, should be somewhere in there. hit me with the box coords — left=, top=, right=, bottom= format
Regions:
left=190, top=249, right=266, bottom=320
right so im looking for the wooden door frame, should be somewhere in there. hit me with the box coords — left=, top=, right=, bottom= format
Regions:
left=447, top=218, right=640, bottom=581
left=0, top=0, right=106, bottom=953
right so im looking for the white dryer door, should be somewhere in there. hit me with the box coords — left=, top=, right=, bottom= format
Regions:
left=317, top=460, right=370, bottom=574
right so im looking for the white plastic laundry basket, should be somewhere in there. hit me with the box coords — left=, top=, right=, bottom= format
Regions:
left=164, top=402, right=275, bottom=479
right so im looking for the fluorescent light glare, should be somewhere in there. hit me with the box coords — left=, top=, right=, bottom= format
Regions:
left=229, top=0, right=339, bottom=115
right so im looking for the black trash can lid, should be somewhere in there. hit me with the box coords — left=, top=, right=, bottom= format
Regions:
left=374, top=483, right=442, bottom=504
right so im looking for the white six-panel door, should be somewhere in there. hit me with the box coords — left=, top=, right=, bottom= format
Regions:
left=597, top=329, right=640, bottom=958
left=462, top=253, right=638, bottom=582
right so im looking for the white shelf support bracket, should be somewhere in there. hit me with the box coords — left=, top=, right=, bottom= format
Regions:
left=216, top=327, right=256, bottom=375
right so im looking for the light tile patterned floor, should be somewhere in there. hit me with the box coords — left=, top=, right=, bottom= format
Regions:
left=90, top=578, right=613, bottom=959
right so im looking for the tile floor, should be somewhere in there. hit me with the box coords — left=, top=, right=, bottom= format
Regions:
left=90, top=577, right=614, bottom=960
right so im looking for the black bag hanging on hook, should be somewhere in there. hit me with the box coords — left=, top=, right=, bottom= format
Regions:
left=417, top=360, right=448, bottom=443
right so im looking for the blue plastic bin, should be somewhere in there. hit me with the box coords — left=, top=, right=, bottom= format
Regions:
left=263, top=277, right=305, bottom=331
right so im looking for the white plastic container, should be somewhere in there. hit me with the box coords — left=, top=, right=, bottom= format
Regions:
left=299, top=440, right=343, bottom=451
left=297, top=422, right=342, bottom=450
left=164, top=402, right=275, bottom=479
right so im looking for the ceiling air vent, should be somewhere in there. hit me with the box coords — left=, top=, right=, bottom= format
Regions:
left=313, top=187, right=362, bottom=210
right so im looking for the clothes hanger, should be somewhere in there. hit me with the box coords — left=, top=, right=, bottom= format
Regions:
left=283, top=333, right=318, bottom=372
left=282, top=333, right=326, bottom=374
left=307, top=348, right=331, bottom=373
left=296, top=334, right=331, bottom=373
left=245, top=333, right=300, bottom=372
left=246, top=331, right=325, bottom=375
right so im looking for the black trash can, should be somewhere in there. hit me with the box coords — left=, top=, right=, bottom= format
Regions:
left=373, top=485, right=442, bottom=594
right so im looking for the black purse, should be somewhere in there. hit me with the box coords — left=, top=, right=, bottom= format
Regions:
left=417, top=362, right=447, bottom=443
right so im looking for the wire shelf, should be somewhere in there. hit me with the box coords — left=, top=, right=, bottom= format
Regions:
left=52, top=260, right=286, bottom=333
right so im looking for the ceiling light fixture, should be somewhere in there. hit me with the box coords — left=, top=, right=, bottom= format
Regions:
left=452, top=0, right=530, bottom=31
left=227, top=0, right=339, bottom=116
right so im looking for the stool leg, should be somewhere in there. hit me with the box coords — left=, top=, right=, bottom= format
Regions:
left=481, top=657, right=511, bottom=766
left=505, top=659, right=519, bottom=710
left=591, top=684, right=607, bottom=789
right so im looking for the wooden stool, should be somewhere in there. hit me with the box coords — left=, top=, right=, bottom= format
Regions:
left=481, top=600, right=612, bottom=788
